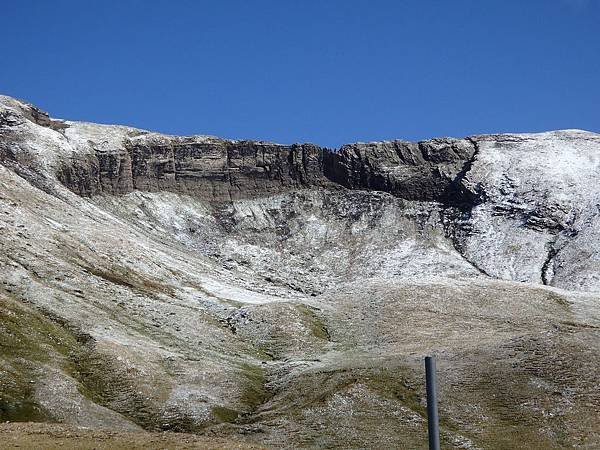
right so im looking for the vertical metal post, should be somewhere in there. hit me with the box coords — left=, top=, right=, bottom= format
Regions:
left=425, top=356, right=440, bottom=450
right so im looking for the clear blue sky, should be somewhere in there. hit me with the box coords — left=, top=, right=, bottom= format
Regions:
left=2, top=0, right=599, bottom=147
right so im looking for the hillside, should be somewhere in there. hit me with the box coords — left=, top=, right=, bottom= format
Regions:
left=1, top=95, right=600, bottom=448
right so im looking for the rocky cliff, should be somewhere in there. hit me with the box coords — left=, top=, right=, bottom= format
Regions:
left=57, top=136, right=329, bottom=201
left=0, top=98, right=478, bottom=204
left=1, top=95, right=600, bottom=448
left=56, top=131, right=481, bottom=204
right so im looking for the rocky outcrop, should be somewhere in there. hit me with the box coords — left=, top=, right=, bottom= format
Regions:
left=324, top=138, right=477, bottom=202
left=56, top=136, right=331, bottom=201
left=56, top=134, right=479, bottom=203
left=126, top=138, right=328, bottom=201
left=2, top=96, right=484, bottom=204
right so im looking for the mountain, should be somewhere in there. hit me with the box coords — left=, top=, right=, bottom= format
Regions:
left=1, top=94, right=599, bottom=449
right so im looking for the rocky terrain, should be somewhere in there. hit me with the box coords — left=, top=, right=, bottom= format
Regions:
left=1, top=94, right=599, bottom=449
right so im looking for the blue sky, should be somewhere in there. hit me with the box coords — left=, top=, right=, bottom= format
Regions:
left=1, top=0, right=599, bottom=147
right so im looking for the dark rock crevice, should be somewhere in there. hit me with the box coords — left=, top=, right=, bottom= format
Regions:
left=441, top=206, right=492, bottom=278
left=541, top=241, right=558, bottom=286
left=437, top=139, right=491, bottom=276
left=440, top=137, right=486, bottom=208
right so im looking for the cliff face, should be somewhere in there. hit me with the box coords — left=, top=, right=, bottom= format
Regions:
left=325, top=138, right=477, bottom=202
left=55, top=134, right=480, bottom=203
left=28, top=104, right=476, bottom=204
left=4, top=95, right=600, bottom=292
left=57, top=136, right=329, bottom=201
left=2, top=95, right=600, bottom=449
left=55, top=132, right=480, bottom=203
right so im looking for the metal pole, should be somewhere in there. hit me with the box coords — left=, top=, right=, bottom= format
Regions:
left=425, top=356, right=440, bottom=450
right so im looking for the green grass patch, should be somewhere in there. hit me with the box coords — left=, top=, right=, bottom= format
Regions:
left=81, top=264, right=175, bottom=297
left=295, top=304, right=330, bottom=341
left=239, top=363, right=270, bottom=412
left=0, top=294, right=85, bottom=422
left=212, top=406, right=240, bottom=423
